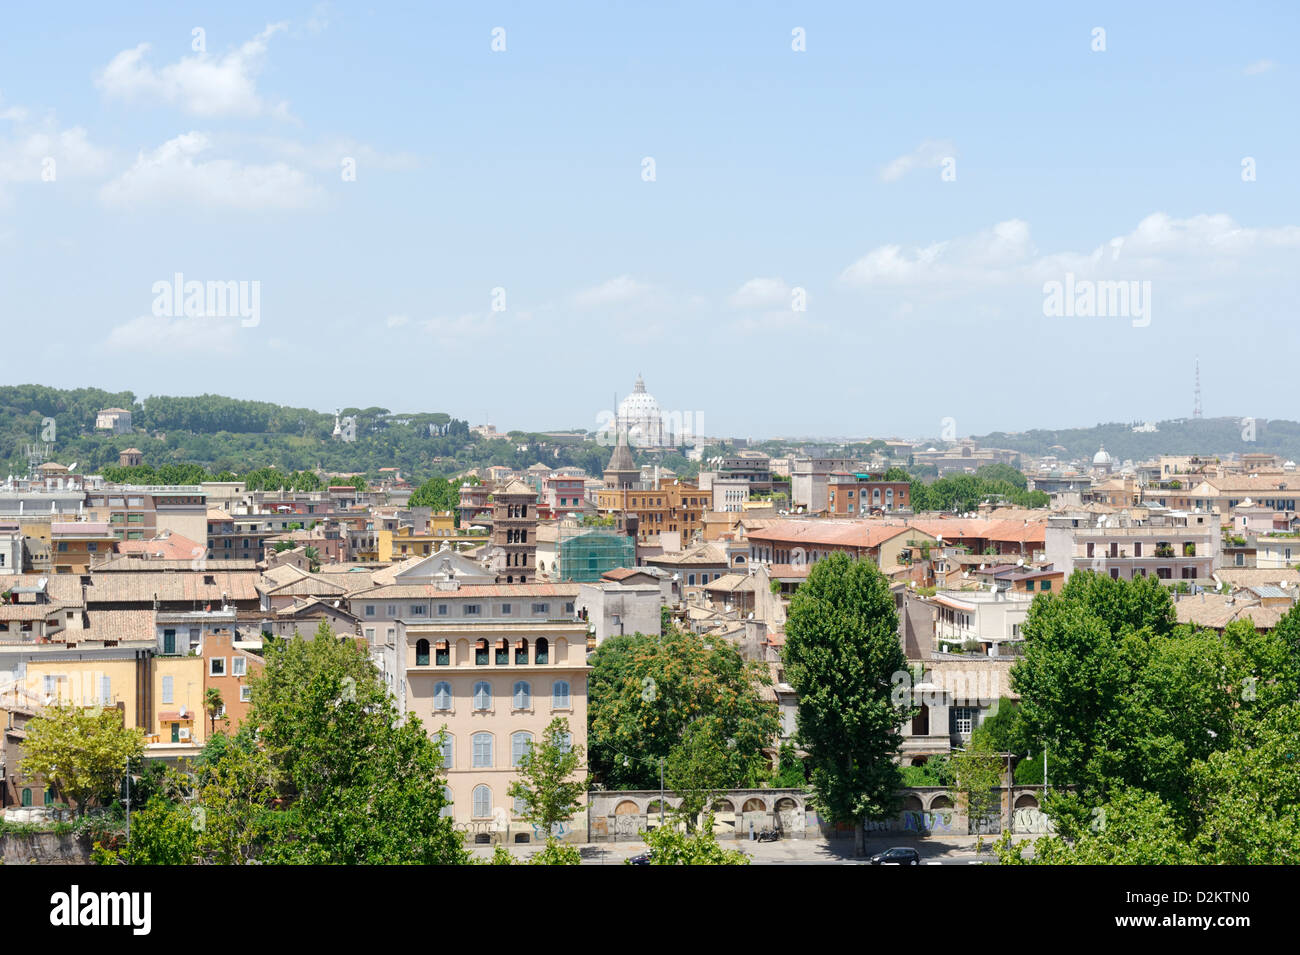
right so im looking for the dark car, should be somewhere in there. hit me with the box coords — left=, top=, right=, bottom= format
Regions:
left=869, top=847, right=921, bottom=865
left=626, top=850, right=653, bottom=865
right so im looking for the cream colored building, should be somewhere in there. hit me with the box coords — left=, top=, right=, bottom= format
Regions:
left=403, top=614, right=590, bottom=845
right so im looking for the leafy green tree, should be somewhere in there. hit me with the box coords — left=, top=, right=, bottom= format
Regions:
left=20, top=706, right=145, bottom=816
left=772, top=742, right=807, bottom=788
left=782, top=552, right=913, bottom=855
left=633, top=817, right=750, bottom=865
left=663, top=717, right=737, bottom=830
left=529, top=839, right=582, bottom=865
left=1189, top=701, right=1300, bottom=865
left=508, top=717, right=586, bottom=839
left=195, top=730, right=277, bottom=864
left=127, top=795, right=200, bottom=865
left=588, top=629, right=780, bottom=790
left=949, top=736, right=1005, bottom=832
left=250, top=623, right=466, bottom=864
left=998, top=789, right=1197, bottom=865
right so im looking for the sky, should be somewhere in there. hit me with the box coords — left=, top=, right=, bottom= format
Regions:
left=1, top=1, right=1296, bottom=441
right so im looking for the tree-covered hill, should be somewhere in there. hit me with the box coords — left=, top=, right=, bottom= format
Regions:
left=976, top=417, right=1300, bottom=466
left=0, top=385, right=612, bottom=483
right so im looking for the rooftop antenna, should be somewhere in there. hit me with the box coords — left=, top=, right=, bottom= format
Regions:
left=1193, top=358, right=1202, bottom=419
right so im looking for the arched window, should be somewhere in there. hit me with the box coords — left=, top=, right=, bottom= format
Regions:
left=440, top=785, right=454, bottom=818
left=473, top=681, right=492, bottom=710
left=557, top=730, right=572, bottom=754
left=513, top=681, right=531, bottom=710
left=514, top=639, right=529, bottom=665
left=511, top=731, right=533, bottom=767
left=535, top=637, right=549, bottom=665
left=433, top=681, right=452, bottom=711
left=552, top=680, right=571, bottom=710
left=21, top=787, right=32, bottom=806
left=440, top=733, right=454, bottom=769
left=416, top=639, right=430, bottom=666
left=472, top=732, right=493, bottom=767
left=474, top=639, right=489, bottom=666
left=513, top=794, right=529, bottom=817
left=472, top=784, right=491, bottom=818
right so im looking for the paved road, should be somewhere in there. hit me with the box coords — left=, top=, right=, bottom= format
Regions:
left=473, top=835, right=1012, bottom=865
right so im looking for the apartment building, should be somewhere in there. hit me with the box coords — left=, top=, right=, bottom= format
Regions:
left=790, top=456, right=856, bottom=513
left=826, top=472, right=911, bottom=515
left=85, top=486, right=207, bottom=545
left=349, top=581, right=588, bottom=842
left=49, top=522, right=117, bottom=574
left=1044, top=510, right=1220, bottom=583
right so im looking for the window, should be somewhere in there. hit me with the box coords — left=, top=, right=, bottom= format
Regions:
left=365, top=605, right=376, bottom=617
left=162, top=675, right=174, bottom=704
left=472, top=785, right=491, bottom=818
left=240, top=686, right=251, bottom=702
left=535, top=637, right=549, bottom=665
left=416, top=639, right=430, bottom=666
left=513, top=681, right=531, bottom=710
left=99, top=675, right=111, bottom=705
left=472, top=733, right=493, bottom=768
left=464, top=604, right=481, bottom=616
left=515, top=639, right=529, bottom=665
left=565, top=602, right=575, bottom=615
left=558, top=731, right=573, bottom=754
left=501, top=603, right=512, bottom=615
left=386, top=605, right=397, bottom=617
left=552, top=680, right=571, bottom=710
left=210, top=657, right=226, bottom=676
left=410, top=604, right=427, bottom=616
left=21, top=788, right=31, bottom=807
left=434, top=681, right=452, bottom=710
left=514, top=794, right=529, bottom=817
left=952, top=707, right=977, bottom=737
left=440, top=786, right=455, bottom=818
left=435, top=642, right=450, bottom=666
left=531, top=603, right=549, bottom=615
left=511, top=731, right=533, bottom=767
left=440, top=734, right=454, bottom=770
left=437, top=603, right=448, bottom=616
left=473, top=681, right=492, bottom=710
left=232, top=657, right=246, bottom=677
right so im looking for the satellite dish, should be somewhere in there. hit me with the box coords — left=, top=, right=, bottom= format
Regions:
left=179, top=706, right=187, bottom=717
left=69, top=463, right=77, bottom=472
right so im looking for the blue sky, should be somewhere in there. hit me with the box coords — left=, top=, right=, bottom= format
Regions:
left=1, top=1, right=1296, bottom=440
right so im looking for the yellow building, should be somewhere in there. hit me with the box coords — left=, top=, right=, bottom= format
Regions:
left=151, top=656, right=206, bottom=745
left=49, top=522, right=117, bottom=574
left=378, top=518, right=481, bottom=562
left=23, top=656, right=147, bottom=729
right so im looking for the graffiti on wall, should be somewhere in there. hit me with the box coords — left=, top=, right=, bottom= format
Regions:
left=1013, top=807, right=1055, bottom=834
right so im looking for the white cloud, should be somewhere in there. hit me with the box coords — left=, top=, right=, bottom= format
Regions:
left=0, top=105, right=111, bottom=186
left=105, top=314, right=243, bottom=354
left=573, top=275, right=651, bottom=307
left=97, top=23, right=290, bottom=118
left=879, top=139, right=956, bottom=183
left=1244, top=59, right=1277, bottom=75
left=100, top=132, right=319, bottom=209
left=385, top=314, right=410, bottom=328
left=840, top=214, right=1300, bottom=289
left=728, top=277, right=790, bottom=308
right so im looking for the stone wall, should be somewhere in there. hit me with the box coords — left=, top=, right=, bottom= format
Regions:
left=1, top=832, right=94, bottom=865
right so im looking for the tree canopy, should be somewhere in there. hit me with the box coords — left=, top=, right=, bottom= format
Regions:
left=587, top=629, right=780, bottom=791
left=782, top=552, right=913, bottom=853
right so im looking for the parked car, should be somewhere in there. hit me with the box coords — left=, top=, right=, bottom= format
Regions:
left=627, top=849, right=653, bottom=865
left=869, top=847, right=921, bottom=865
